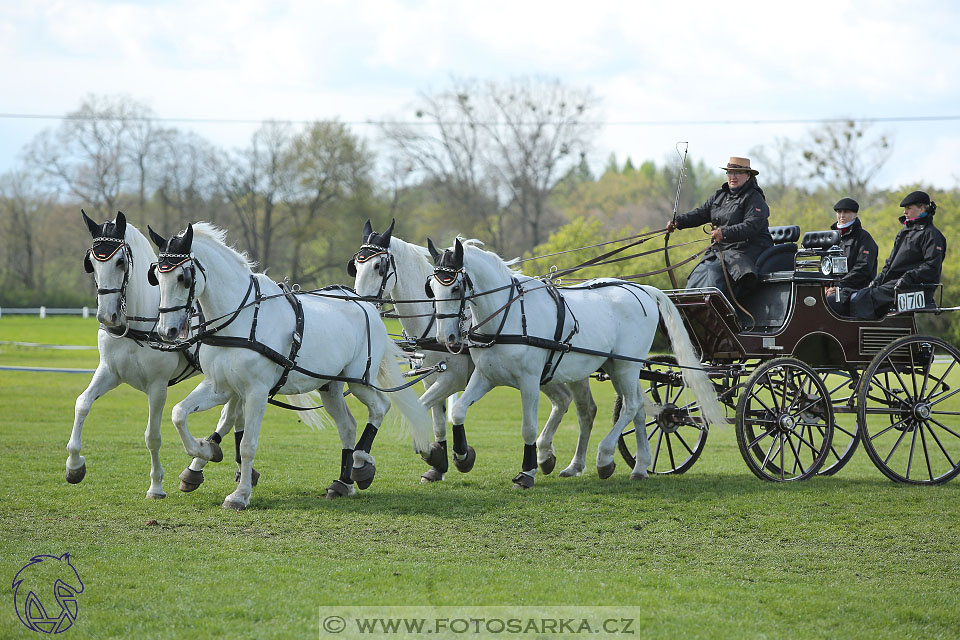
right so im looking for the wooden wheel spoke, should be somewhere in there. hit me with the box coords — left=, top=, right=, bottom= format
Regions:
left=923, top=419, right=957, bottom=468
left=926, top=358, right=957, bottom=397
left=869, top=416, right=912, bottom=441
left=919, top=424, right=934, bottom=481
left=927, top=417, right=960, bottom=443
left=929, top=386, right=960, bottom=407
left=882, top=423, right=912, bottom=466
left=884, top=355, right=916, bottom=403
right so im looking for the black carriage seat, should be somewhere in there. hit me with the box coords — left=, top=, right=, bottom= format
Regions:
left=740, top=225, right=801, bottom=331
left=802, top=230, right=840, bottom=250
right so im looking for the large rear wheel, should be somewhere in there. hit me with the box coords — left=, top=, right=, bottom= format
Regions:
left=858, top=336, right=960, bottom=484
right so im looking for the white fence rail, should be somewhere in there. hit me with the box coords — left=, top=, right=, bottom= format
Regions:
left=0, top=307, right=91, bottom=318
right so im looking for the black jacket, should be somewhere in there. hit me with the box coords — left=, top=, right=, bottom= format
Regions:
left=830, top=217, right=878, bottom=289
left=873, top=213, right=946, bottom=289
left=675, top=178, right=773, bottom=281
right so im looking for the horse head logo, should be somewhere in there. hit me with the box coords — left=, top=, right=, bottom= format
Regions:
left=12, top=553, right=84, bottom=634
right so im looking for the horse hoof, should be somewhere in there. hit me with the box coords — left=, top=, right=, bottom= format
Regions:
left=421, top=442, right=447, bottom=468
left=65, top=463, right=86, bottom=484
left=325, top=479, right=353, bottom=499
left=204, top=439, right=224, bottom=463
left=222, top=498, right=247, bottom=511
left=420, top=468, right=444, bottom=483
left=453, top=446, right=476, bottom=473
left=630, top=472, right=649, bottom=481
left=539, top=454, right=557, bottom=475
left=558, top=466, right=583, bottom=478
left=352, top=462, right=376, bottom=490
left=598, top=462, right=616, bottom=479
left=512, top=472, right=535, bottom=490
left=234, top=468, right=261, bottom=486
left=146, top=491, right=166, bottom=499
left=179, top=468, right=204, bottom=492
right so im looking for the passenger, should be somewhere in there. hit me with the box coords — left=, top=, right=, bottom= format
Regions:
left=666, top=156, right=772, bottom=303
left=825, top=197, right=879, bottom=316
left=848, top=191, right=946, bottom=319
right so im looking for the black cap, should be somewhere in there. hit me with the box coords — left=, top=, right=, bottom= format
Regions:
left=833, top=197, right=859, bottom=213
left=899, top=190, right=931, bottom=207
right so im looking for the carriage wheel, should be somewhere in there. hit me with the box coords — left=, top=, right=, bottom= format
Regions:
left=736, top=357, right=833, bottom=481
left=617, top=355, right=710, bottom=474
left=817, top=369, right=861, bottom=476
left=857, top=336, right=960, bottom=485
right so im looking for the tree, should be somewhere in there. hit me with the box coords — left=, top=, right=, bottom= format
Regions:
left=281, top=121, right=375, bottom=282
left=801, top=120, right=892, bottom=200
left=24, top=94, right=160, bottom=217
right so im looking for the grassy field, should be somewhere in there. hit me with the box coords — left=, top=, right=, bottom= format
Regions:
left=2, top=317, right=960, bottom=639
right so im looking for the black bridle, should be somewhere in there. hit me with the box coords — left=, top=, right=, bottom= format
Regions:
left=151, top=252, right=207, bottom=319
left=351, top=244, right=397, bottom=306
left=84, top=238, right=139, bottom=336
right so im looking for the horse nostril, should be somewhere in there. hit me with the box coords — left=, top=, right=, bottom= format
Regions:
left=165, top=327, right=178, bottom=340
left=447, top=333, right=457, bottom=344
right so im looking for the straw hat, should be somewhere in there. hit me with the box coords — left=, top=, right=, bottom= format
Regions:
left=720, top=156, right=759, bottom=176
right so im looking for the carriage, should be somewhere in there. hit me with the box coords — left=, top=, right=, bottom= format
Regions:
left=614, top=224, right=960, bottom=484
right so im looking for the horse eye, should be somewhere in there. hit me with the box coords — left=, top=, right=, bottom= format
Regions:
left=374, top=263, right=381, bottom=273
left=177, top=273, right=184, bottom=283
left=451, top=284, right=460, bottom=294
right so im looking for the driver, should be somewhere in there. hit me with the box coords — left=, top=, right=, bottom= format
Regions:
left=666, top=156, right=773, bottom=303
left=849, top=190, right=946, bottom=319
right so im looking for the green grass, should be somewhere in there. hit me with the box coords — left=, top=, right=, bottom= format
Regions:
left=2, top=317, right=960, bottom=639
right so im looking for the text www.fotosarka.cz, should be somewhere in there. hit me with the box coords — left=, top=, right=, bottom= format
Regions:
left=319, top=606, right=640, bottom=638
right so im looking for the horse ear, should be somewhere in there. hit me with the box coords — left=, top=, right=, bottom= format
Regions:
left=148, top=225, right=167, bottom=250
left=182, top=224, right=194, bottom=250
left=427, top=238, right=441, bottom=264
left=346, top=259, right=357, bottom=277
left=424, top=278, right=434, bottom=298
left=453, top=238, right=464, bottom=268
left=381, top=218, right=395, bottom=246
left=83, top=251, right=94, bottom=273
left=81, top=209, right=100, bottom=237
left=147, top=263, right=159, bottom=286
left=114, top=211, right=127, bottom=238
left=362, top=219, right=373, bottom=243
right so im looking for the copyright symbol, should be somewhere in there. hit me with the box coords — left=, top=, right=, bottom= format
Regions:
left=323, top=615, right=346, bottom=634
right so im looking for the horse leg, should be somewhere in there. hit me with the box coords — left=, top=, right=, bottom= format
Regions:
left=180, top=399, right=251, bottom=492
left=418, top=374, right=462, bottom=481
left=222, top=393, right=268, bottom=510
left=447, top=371, right=495, bottom=475
left=66, top=365, right=121, bottom=484
left=346, top=382, right=391, bottom=491
left=513, top=380, right=542, bottom=489
left=535, top=383, right=573, bottom=474
left=312, top=384, right=356, bottom=499
left=170, top=380, right=231, bottom=462
left=144, top=382, right=169, bottom=499
left=559, top=378, right=598, bottom=478
left=597, top=372, right=642, bottom=479
left=631, top=395, right=651, bottom=481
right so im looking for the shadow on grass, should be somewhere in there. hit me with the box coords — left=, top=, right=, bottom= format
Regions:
left=245, top=471, right=907, bottom=516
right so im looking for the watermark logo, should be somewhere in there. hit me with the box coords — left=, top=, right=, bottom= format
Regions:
left=11, top=553, right=84, bottom=634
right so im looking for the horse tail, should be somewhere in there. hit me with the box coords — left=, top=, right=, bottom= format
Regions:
left=378, top=340, right=433, bottom=453
left=281, top=392, right=336, bottom=431
left=641, top=286, right=728, bottom=429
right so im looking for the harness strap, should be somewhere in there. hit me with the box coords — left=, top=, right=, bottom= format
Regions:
left=268, top=282, right=305, bottom=397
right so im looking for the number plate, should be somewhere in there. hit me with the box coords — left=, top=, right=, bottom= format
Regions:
left=897, top=291, right=925, bottom=312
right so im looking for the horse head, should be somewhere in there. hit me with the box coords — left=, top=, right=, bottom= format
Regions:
left=148, top=224, right=201, bottom=342
left=428, top=238, right=469, bottom=347
left=350, top=219, right=397, bottom=302
left=81, top=210, right=131, bottom=327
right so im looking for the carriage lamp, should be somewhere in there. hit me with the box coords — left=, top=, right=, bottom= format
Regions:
left=820, top=255, right=848, bottom=276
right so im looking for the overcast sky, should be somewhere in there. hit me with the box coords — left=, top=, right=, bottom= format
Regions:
left=2, top=0, right=958, bottom=191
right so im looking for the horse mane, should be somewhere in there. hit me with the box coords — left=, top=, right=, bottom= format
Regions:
left=123, top=221, right=157, bottom=264
left=389, top=236, right=433, bottom=280
left=191, top=222, right=258, bottom=273
left=461, top=240, right=524, bottom=281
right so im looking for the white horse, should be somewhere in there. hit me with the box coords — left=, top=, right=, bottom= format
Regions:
left=428, top=238, right=727, bottom=488
left=150, top=222, right=432, bottom=510
left=70, top=210, right=250, bottom=498
left=350, top=220, right=598, bottom=480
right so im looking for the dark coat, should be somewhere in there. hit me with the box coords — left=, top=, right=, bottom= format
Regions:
left=874, top=213, right=946, bottom=289
left=674, top=178, right=773, bottom=282
left=850, top=212, right=946, bottom=319
left=830, top=217, right=878, bottom=289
